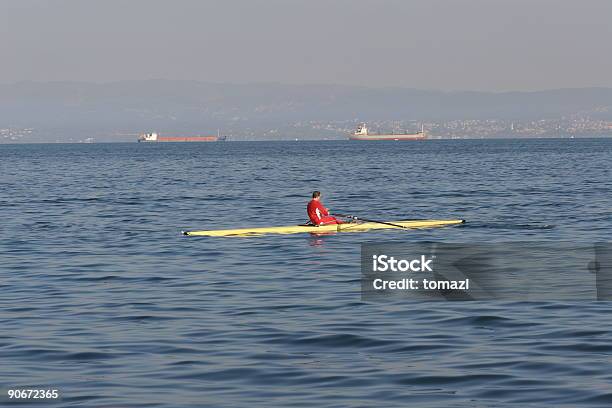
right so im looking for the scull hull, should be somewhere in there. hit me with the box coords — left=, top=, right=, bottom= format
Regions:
left=183, top=219, right=465, bottom=237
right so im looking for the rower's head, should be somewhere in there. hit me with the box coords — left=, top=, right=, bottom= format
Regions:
left=312, top=191, right=321, bottom=200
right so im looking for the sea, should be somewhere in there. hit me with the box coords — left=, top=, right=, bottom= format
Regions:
left=1, top=138, right=611, bottom=407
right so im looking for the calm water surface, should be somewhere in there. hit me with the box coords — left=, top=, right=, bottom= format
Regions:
left=1, top=139, right=612, bottom=407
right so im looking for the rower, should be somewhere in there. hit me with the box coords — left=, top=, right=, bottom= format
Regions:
left=307, top=191, right=341, bottom=225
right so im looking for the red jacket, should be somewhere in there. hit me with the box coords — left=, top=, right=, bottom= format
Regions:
left=307, top=199, right=329, bottom=225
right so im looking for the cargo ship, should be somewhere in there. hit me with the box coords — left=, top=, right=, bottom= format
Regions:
left=349, top=123, right=427, bottom=141
left=138, top=132, right=227, bottom=142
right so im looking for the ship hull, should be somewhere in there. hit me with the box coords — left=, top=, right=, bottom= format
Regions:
left=349, top=134, right=427, bottom=141
left=138, top=136, right=226, bottom=142
left=157, top=137, right=218, bottom=142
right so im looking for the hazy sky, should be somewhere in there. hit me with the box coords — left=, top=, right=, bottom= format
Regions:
left=1, top=0, right=611, bottom=91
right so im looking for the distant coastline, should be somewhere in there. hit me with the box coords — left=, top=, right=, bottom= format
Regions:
left=1, top=81, right=611, bottom=143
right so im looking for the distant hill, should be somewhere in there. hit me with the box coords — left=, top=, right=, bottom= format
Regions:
left=1, top=80, right=611, bottom=141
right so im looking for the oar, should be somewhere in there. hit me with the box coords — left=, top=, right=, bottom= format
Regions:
left=334, top=213, right=411, bottom=229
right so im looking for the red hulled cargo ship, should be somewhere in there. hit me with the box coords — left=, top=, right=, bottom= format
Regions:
left=138, top=132, right=227, bottom=142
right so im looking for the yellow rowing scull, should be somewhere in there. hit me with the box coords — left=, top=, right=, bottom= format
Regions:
left=182, top=219, right=465, bottom=237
